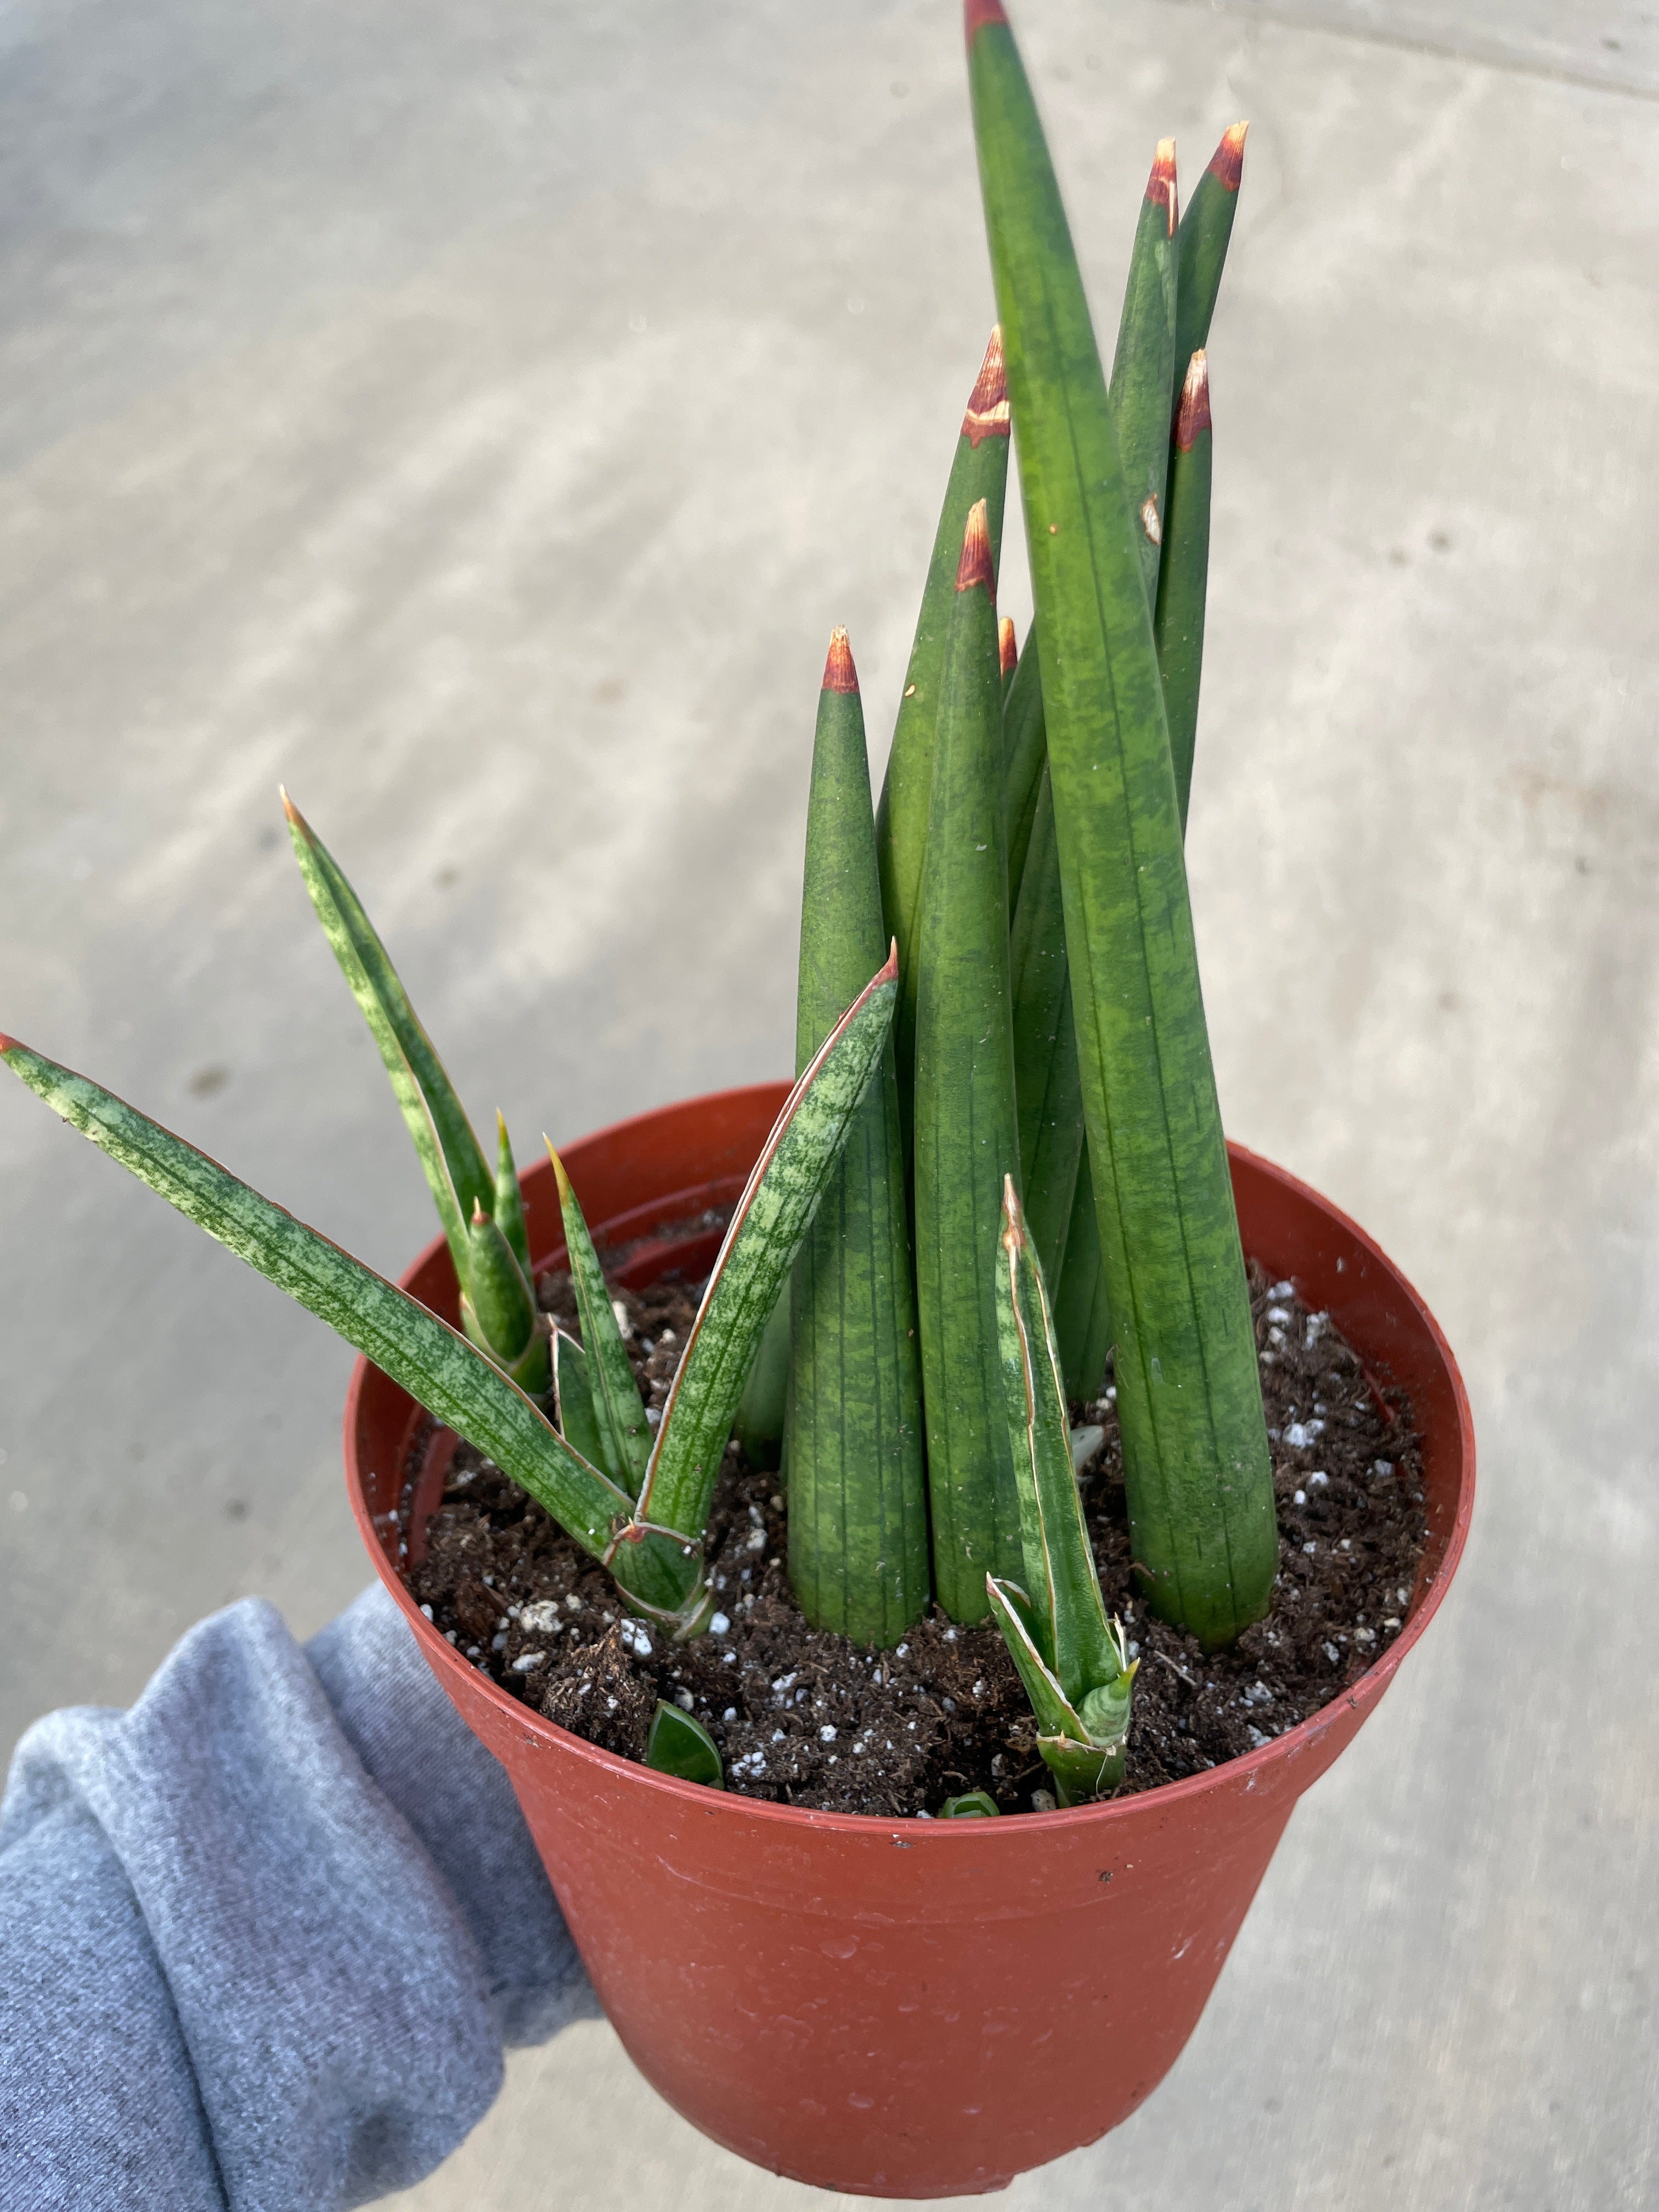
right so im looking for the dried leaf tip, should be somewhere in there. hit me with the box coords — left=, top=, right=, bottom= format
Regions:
left=964, top=0, right=1010, bottom=44
left=955, top=498, right=995, bottom=596
left=279, top=786, right=306, bottom=832
left=822, top=625, right=859, bottom=695
left=962, top=325, right=1010, bottom=447
left=1000, top=1171, right=1026, bottom=1250
left=0, top=1032, right=16, bottom=1056
left=1147, top=138, right=1178, bottom=236
left=1176, top=351, right=1211, bottom=451
left=998, top=617, right=1018, bottom=678
left=1208, top=121, right=1248, bottom=193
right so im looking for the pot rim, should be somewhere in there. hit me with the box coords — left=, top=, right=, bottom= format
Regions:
left=345, top=1110, right=1475, bottom=1843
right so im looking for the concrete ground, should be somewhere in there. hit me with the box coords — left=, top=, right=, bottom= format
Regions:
left=2, top=0, right=1655, bottom=2204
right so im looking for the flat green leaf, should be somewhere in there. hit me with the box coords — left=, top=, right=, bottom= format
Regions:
left=985, top=1576, right=1129, bottom=1805
left=0, top=1035, right=679, bottom=1573
left=995, top=1178, right=1121, bottom=1705
left=552, top=1329, right=608, bottom=1472
left=636, top=947, right=899, bottom=1544
left=284, top=794, right=493, bottom=1265
left=548, top=1146, right=651, bottom=1494
left=985, top=1573, right=1086, bottom=1746
left=645, top=1701, right=723, bottom=1788
left=967, top=5, right=1275, bottom=1647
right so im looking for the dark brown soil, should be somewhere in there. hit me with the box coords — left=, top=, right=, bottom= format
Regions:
left=404, top=1264, right=1427, bottom=1819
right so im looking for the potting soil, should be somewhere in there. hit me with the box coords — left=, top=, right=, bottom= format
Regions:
left=403, top=1266, right=1428, bottom=1818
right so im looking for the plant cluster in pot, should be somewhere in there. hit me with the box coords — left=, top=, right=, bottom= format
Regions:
left=2, top=4, right=1474, bottom=2198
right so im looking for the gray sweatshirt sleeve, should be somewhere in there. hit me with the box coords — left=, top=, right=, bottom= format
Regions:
left=0, top=1584, right=595, bottom=2212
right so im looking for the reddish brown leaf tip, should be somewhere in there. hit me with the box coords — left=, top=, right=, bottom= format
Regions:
left=998, top=617, right=1018, bottom=677
left=822, top=626, right=859, bottom=695
left=955, top=498, right=995, bottom=595
left=1209, top=121, right=1248, bottom=192
left=279, top=786, right=302, bottom=828
left=883, top=938, right=900, bottom=984
left=1147, top=138, right=1178, bottom=237
left=1176, top=351, right=1211, bottom=450
left=0, top=1033, right=16, bottom=1057
left=964, top=0, right=1009, bottom=44
left=962, top=325, right=1011, bottom=447
left=471, top=1199, right=490, bottom=1226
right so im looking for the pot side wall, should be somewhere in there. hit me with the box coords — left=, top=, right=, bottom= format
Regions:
left=345, top=1084, right=1474, bottom=2198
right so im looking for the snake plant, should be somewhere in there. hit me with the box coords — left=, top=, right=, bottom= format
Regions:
left=3, top=1, right=1273, bottom=1805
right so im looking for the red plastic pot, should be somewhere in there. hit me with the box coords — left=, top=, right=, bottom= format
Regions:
left=346, top=1084, right=1474, bottom=2199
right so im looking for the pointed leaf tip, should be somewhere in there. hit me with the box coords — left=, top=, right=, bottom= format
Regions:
left=1176, top=351, right=1211, bottom=450
left=1209, top=121, right=1248, bottom=191
left=1148, top=138, right=1179, bottom=236
left=822, top=625, right=859, bottom=695
left=962, top=324, right=1011, bottom=447
left=955, top=498, right=995, bottom=596
left=998, top=617, right=1018, bottom=678
left=544, top=1139, right=572, bottom=1201
left=964, top=0, right=1009, bottom=44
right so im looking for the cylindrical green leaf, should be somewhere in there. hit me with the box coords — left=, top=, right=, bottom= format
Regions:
left=998, top=617, right=1019, bottom=698
left=787, top=631, right=929, bottom=1646
left=732, top=1292, right=789, bottom=1471
left=1108, top=139, right=1180, bottom=604
left=875, top=328, right=1011, bottom=1149
left=461, top=1201, right=550, bottom=1396
left=1008, top=767, right=1083, bottom=1295
left=1154, top=354, right=1212, bottom=834
left=493, top=1110, right=533, bottom=1279
left=968, top=5, right=1274, bottom=1648
left=548, top=1148, right=652, bottom=1494
left=912, top=500, right=1024, bottom=1620
left=1053, top=1148, right=1112, bottom=1403
left=1000, top=622, right=1047, bottom=914
left=1171, top=122, right=1247, bottom=413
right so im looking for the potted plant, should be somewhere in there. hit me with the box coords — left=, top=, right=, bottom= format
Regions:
left=1, top=3, right=1473, bottom=2196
